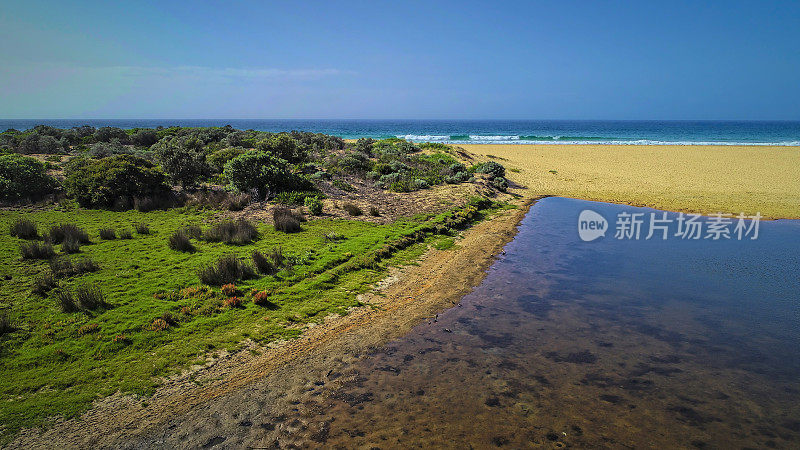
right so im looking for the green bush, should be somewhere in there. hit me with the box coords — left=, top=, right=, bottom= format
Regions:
left=64, top=155, right=170, bottom=208
left=475, top=161, right=506, bottom=179
left=224, top=151, right=310, bottom=199
left=491, top=176, right=509, bottom=191
left=208, top=147, right=246, bottom=173
left=304, top=196, right=323, bottom=215
left=0, top=154, right=59, bottom=202
left=152, top=136, right=211, bottom=187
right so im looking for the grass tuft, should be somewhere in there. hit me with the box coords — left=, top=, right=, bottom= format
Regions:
left=10, top=218, right=39, bottom=240
left=49, top=224, right=90, bottom=245
left=98, top=228, right=116, bottom=240
left=134, top=223, right=150, bottom=235
left=202, top=219, right=258, bottom=245
left=168, top=230, right=195, bottom=252
left=251, top=250, right=277, bottom=275
left=20, top=241, right=55, bottom=260
left=197, top=254, right=256, bottom=285
left=342, top=202, right=363, bottom=216
left=273, top=207, right=302, bottom=233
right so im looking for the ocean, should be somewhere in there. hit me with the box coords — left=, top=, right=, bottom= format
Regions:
left=1, top=120, right=799, bottom=145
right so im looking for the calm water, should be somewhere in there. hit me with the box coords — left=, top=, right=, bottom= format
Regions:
left=2, top=119, right=799, bottom=145
left=282, top=198, right=800, bottom=448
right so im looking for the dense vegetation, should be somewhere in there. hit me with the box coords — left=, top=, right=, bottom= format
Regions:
left=0, top=125, right=505, bottom=208
left=0, top=125, right=510, bottom=442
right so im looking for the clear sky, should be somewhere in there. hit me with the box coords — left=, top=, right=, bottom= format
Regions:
left=1, top=0, right=799, bottom=120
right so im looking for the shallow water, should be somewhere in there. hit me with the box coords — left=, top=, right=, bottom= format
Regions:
left=283, top=197, right=800, bottom=448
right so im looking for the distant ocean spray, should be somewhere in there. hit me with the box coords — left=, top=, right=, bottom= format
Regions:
left=2, top=120, right=799, bottom=145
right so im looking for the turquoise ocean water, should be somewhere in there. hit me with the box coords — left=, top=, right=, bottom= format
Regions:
left=2, top=120, right=799, bottom=145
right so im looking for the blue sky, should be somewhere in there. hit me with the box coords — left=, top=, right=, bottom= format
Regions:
left=1, top=0, right=799, bottom=119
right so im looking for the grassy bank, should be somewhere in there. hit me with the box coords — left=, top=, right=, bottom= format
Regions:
left=0, top=198, right=501, bottom=440
left=462, top=144, right=800, bottom=219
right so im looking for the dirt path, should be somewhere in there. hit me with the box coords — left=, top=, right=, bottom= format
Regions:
left=9, top=197, right=536, bottom=449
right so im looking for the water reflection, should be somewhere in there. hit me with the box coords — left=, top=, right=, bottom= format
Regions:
left=297, top=197, right=800, bottom=448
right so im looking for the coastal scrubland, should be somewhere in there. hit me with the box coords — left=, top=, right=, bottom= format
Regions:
left=463, top=144, right=800, bottom=219
left=0, top=126, right=512, bottom=441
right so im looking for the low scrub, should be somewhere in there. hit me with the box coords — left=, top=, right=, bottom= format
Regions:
left=369, top=206, right=380, bottom=217
left=49, top=224, right=90, bottom=245
left=342, top=202, right=362, bottom=216
left=0, top=313, right=14, bottom=336
left=222, top=297, right=243, bottom=308
left=304, top=196, right=323, bottom=215
left=33, top=272, right=58, bottom=295
left=10, top=218, right=39, bottom=240
left=202, top=219, right=258, bottom=245
left=197, top=254, right=256, bottom=285
left=134, top=223, right=150, bottom=235
left=168, top=230, right=195, bottom=252
left=54, top=285, right=105, bottom=313
left=273, top=207, right=302, bottom=233
left=98, top=228, right=116, bottom=240
left=252, top=290, right=275, bottom=307
left=20, top=241, right=55, bottom=260
left=221, top=283, right=239, bottom=297
left=251, top=250, right=277, bottom=275
left=49, top=257, right=99, bottom=278
left=61, top=237, right=82, bottom=254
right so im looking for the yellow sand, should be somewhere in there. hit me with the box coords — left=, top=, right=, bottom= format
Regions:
left=460, top=144, right=800, bottom=219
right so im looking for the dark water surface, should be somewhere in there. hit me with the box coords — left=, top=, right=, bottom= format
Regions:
left=297, top=197, right=800, bottom=448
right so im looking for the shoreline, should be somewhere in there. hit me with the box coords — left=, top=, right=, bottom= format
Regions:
left=9, top=197, right=536, bottom=448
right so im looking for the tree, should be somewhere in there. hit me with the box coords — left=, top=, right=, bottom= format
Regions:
left=224, top=151, right=308, bottom=199
left=152, top=137, right=210, bottom=187
left=0, top=154, right=59, bottom=202
left=64, top=155, right=170, bottom=208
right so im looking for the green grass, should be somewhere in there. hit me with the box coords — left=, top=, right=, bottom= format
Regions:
left=0, top=199, right=499, bottom=441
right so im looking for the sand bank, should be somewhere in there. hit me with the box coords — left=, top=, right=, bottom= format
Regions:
left=461, top=144, right=800, bottom=219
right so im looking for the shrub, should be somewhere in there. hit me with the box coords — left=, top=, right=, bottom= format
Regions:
left=64, top=155, right=170, bottom=208
left=305, top=196, right=323, bottom=215
left=252, top=250, right=277, bottom=275
left=221, top=283, right=239, bottom=297
left=75, top=284, right=106, bottom=310
left=223, top=297, right=243, bottom=308
left=168, top=230, right=195, bottom=252
left=10, top=218, right=39, bottom=239
left=413, top=179, right=430, bottom=189
left=342, top=202, right=362, bottom=216
left=33, top=272, right=57, bottom=295
left=179, top=225, right=203, bottom=239
left=226, top=193, right=250, bottom=211
left=134, top=223, right=150, bottom=235
left=252, top=291, right=275, bottom=307
left=332, top=179, right=356, bottom=192
left=197, top=254, right=256, bottom=285
left=369, top=206, right=380, bottom=217
left=476, top=161, right=506, bottom=179
left=268, top=247, right=286, bottom=267
left=20, top=241, right=55, bottom=259
left=491, top=176, right=509, bottom=191
left=208, top=147, right=246, bottom=173
left=202, top=219, right=258, bottom=245
left=224, top=151, right=309, bottom=199
left=61, top=237, right=82, bottom=254
left=118, top=229, right=133, bottom=239
left=448, top=163, right=467, bottom=175
left=55, top=289, right=79, bottom=313
left=49, top=224, right=90, bottom=244
left=0, top=154, right=59, bottom=202
left=98, top=228, right=116, bottom=240
left=273, top=207, right=302, bottom=233
left=0, top=313, right=14, bottom=336
left=152, top=137, right=210, bottom=187
left=49, top=257, right=99, bottom=277
left=444, top=171, right=470, bottom=184
left=149, top=318, right=170, bottom=331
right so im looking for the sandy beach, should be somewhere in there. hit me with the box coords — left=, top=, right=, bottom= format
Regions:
left=462, top=144, right=800, bottom=219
